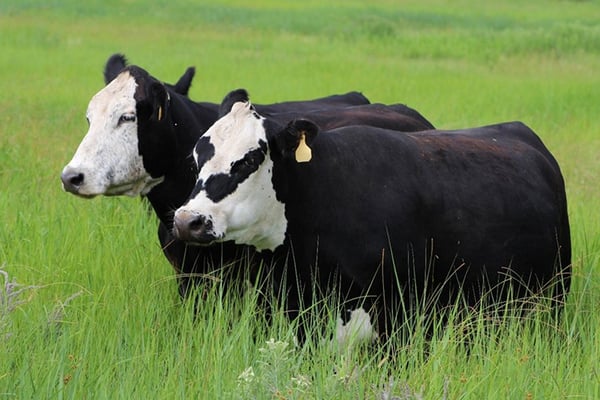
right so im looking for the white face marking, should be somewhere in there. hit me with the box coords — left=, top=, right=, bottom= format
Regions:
left=61, top=72, right=163, bottom=197
left=335, top=308, right=378, bottom=348
left=176, top=102, right=286, bottom=251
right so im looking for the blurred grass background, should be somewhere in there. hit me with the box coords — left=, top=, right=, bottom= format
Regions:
left=1, top=0, right=599, bottom=398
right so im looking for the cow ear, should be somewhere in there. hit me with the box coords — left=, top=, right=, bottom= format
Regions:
left=171, top=66, right=195, bottom=96
left=279, top=119, right=319, bottom=163
left=104, top=53, right=128, bottom=84
left=150, top=82, right=169, bottom=122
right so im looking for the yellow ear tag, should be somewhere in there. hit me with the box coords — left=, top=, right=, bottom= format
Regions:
left=157, top=106, right=163, bottom=121
left=295, top=132, right=312, bottom=163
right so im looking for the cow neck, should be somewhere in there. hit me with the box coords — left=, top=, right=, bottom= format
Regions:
left=147, top=93, right=220, bottom=229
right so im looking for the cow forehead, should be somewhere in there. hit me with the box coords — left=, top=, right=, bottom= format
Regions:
left=198, top=102, right=266, bottom=175
left=87, top=72, right=137, bottom=118
left=210, top=102, right=263, bottom=144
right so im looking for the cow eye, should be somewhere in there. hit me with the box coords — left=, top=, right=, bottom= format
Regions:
left=230, top=155, right=258, bottom=175
left=231, top=158, right=251, bottom=174
left=118, top=113, right=136, bottom=125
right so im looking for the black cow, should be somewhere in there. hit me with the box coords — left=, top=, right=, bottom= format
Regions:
left=60, top=59, right=434, bottom=299
left=173, top=90, right=571, bottom=340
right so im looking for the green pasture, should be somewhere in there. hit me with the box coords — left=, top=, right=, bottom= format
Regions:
left=1, top=0, right=599, bottom=398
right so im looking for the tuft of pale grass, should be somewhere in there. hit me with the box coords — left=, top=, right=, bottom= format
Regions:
left=0, top=265, right=40, bottom=340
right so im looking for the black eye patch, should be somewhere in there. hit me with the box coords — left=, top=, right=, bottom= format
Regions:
left=194, top=136, right=215, bottom=170
left=189, top=178, right=204, bottom=200
left=203, top=141, right=267, bottom=202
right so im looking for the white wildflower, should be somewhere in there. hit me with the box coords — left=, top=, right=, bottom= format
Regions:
left=291, top=374, right=311, bottom=390
left=237, top=367, right=255, bottom=384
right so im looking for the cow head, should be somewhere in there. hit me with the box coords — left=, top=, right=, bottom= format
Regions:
left=61, top=66, right=174, bottom=198
left=172, top=90, right=318, bottom=251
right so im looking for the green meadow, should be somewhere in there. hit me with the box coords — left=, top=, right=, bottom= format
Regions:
left=1, top=0, right=599, bottom=398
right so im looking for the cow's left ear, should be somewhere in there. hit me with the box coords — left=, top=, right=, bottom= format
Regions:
left=171, top=67, right=195, bottom=97
left=278, top=119, right=319, bottom=163
left=103, top=53, right=127, bottom=84
left=149, top=82, right=169, bottom=122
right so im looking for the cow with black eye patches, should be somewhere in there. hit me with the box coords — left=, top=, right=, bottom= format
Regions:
left=60, top=56, right=435, bottom=300
left=173, top=90, right=571, bottom=341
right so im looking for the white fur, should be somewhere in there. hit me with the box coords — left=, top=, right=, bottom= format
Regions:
left=336, top=308, right=378, bottom=348
left=177, top=102, right=287, bottom=251
left=62, top=72, right=163, bottom=197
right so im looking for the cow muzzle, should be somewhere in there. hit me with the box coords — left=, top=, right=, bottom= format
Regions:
left=173, top=209, right=218, bottom=245
left=61, top=166, right=95, bottom=198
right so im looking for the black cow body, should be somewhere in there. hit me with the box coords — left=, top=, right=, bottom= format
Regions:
left=173, top=93, right=571, bottom=339
left=266, top=103, right=435, bottom=132
left=273, top=123, right=570, bottom=335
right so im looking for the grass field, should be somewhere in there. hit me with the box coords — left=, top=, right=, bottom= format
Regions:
left=1, top=0, right=599, bottom=398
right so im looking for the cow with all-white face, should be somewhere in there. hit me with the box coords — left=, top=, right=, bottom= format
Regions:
left=61, top=54, right=198, bottom=198
left=173, top=89, right=571, bottom=339
left=62, top=70, right=166, bottom=197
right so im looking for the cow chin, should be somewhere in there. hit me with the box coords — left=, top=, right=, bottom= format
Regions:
left=67, top=191, right=98, bottom=199
left=62, top=184, right=102, bottom=199
left=173, top=225, right=221, bottom=247
left=182, top=236, right=219, bottom=247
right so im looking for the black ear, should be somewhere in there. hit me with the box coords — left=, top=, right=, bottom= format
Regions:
left=278, top=119, right=319, bottom=162
left=104, top=53, right=128, bottom=84
left=219, top=89, right=250, bottom=118
left=149, top=82, right=169, bottom=122
left=170, top=66, right=195, bottom=96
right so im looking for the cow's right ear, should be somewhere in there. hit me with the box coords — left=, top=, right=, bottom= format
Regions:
left=278, top=119, right=319, bottom=163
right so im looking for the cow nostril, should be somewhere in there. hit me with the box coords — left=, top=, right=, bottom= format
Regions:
left=188, top=215, right=206, bottom=232
left=61, top=169, right=85, bottom=192
left=68, top=173, right=85, bottom=187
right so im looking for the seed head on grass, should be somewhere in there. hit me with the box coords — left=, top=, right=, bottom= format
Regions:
left=47, top=290, right=84, bottom=329
left=236, top=337, right=311, bottom=399
left=377, top=376, right=450, bottom=400
left=0, top=266, right=40, bottom=340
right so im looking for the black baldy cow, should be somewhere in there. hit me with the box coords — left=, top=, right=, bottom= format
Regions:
left=173, top=90, right=571, bottom=338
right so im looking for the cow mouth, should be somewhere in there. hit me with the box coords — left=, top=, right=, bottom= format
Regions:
left=172, top=224, right=220, bottom=246
left=63, top=190, right=97, bottom=199
left=76, top=193, right=97, bottom=199
left=180, top=238, right=218, bottom=247
left=172, top=210, right=222, bottom=245
left=61, top=183, right=98, bottom=199
left=61, top=170, right=164, bottom=198
left=104, top=176, right=165, bottom=197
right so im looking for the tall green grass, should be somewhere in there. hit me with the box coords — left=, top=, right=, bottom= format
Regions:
left=1, top=0, right=599, bottom=398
